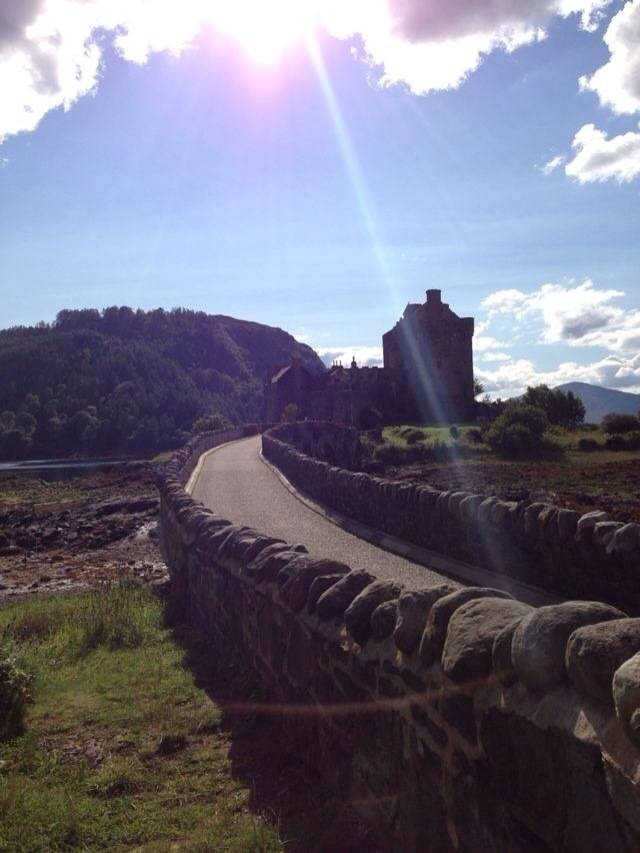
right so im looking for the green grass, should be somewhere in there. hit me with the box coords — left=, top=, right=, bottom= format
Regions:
left=379, top=423, right=640, bottom=461
left=0, top=583, right=282, bottom=853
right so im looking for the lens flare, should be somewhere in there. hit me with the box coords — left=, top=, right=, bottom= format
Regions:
left=206, top=0, right=317, bottom=64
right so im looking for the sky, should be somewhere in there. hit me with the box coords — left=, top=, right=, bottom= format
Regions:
left=1, top=0, right=639, bottom=398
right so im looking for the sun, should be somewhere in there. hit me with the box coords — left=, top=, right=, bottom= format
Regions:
left=206, top=0, right=318, bottom=64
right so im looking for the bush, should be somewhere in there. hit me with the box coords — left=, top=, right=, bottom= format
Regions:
left=605, top=435, right=626, bottom=451
left=485, top=404, right=549, bottom=456
left=602, top=413, right=640, bottom=434
left=578, top=437, right=602, bottom=453
left=624, top=431, right=640, bottom=450
left=192, top=412, right=230, bottom=434
left=604, top=431, right=640, bottom=452
left=403, top=428, right=424, bottom=445
left=0, top=654, right=33, bottom=740
left=449, top=425, right=459, bottom=439
left=466, top=427, right=483, bottom=444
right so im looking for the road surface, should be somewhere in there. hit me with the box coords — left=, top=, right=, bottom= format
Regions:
left=190, top=435, right=460, bottom=590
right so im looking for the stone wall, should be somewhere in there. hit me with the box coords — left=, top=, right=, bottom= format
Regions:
left=160, top=427, right=640, bottom=852
left=263, top=423, right=640, bottom=615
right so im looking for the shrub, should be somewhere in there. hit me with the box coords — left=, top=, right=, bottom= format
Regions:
left=466, top=427, right=483, bottom=444
left=192, top=412, right=230, bottom=434
left=485, top=405, right=549, bottom=456
left=0, top=654, right=33, bottom=740
left=403, top=428, right=424, bottom=445
left=624, top=431, right=640, bottom=450
left=449, top=425, right=459, bottom=439
left=578, top=437, right=602, bottom=453
left=605, top=434, right=626, bottom=451
left=602, top=413, right=640, bottom=434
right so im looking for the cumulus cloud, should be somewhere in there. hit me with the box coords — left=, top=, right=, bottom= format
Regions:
left=580, top=0, right=640, bottom=115
left=480, top=279, right=640, bottom=353
left=541, top=154, right=566, bottom=174
left=318, top=345, right=384, bottom=368
left=561, top=122, right=640, bottom=183
left=322, top=0, right=611, bottom=95
left=0, top=0, right=617, bottom=142
left=477, top=353, right=640, bottom=398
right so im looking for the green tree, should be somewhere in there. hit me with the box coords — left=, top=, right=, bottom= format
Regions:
left=192, top=412, right=230, bottom=434
left=485, top=404, right=549, bottom=456
left=15, top=411, right=37, bottom=435
left=522, top=385, right=585, bottom=427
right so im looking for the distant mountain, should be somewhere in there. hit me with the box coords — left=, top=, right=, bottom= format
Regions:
left=555, top=382, right=640, bottom=424
left=0, top=307, right=324, bottom=460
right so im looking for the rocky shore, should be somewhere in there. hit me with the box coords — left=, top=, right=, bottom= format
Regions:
left=0, top=464, right=167, bottom=601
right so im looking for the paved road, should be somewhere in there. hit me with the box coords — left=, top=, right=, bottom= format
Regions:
left=190, top=435, right=458, bottom=590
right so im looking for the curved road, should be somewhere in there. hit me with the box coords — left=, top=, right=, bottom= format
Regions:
left=190, top=435, right=458, bottom=590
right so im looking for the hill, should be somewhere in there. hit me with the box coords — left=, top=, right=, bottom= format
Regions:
left=555, top=382, right=640, bottom=424
left=0, top=307, right=323, bottom=460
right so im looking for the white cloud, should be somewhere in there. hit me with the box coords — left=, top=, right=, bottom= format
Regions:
left=322, top=0, right=611, bottom=95
left=580, top=0, right=640, bottom=115
left=480, top=351, right=512, bottom=362
left=478, top=353, right=640, bottom=398
left=481, top=279, right=640, bottom=353
left=474, top=334, right=508, bottom=352
left=0, top=0, right=617, bottom=142
left=541, top=154, right=566, bottom=174
left=562, top=122, right=640, bottom=183
left=317, top=345, right=384, bottom=368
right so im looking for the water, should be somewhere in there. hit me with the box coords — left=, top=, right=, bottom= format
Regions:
left=0, top=457, right=144, bottom=482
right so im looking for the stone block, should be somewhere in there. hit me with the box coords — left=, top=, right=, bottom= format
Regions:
left=344, top=580, right=403, bottom=644
left=566, top=618, right=640, bottom=704
left=393, top=584, right=458, bottom=655
left=611, top=523, right=640, bottom=555
left=492, top=616, right=528, bottom=687
left=442, top=598, right=533, bottom=684
left=316, top=571, right=376, bottom=620
left=420, top=587, right=513, bottom=668
left=307, top=574, right=345, bottom=613
left=577, top=511, right=609, bottom=541
left=371, top=600, right=398, bottom=641
left=512, top=601, right=626, bottom=691
left=613, top=653, right=640, bottom=748
left=280, top=558, right=351, bottom=612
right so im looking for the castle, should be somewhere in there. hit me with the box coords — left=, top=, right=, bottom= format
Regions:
left=264, top=289, right=475, bottom=427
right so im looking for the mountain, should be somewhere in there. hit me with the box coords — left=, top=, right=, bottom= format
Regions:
left=0, top=307, right=324, bottom=460
left=554, top=382, right=640, bottom=424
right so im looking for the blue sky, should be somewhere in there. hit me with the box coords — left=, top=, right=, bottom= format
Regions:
left=1, top=1, right=639, bottom=397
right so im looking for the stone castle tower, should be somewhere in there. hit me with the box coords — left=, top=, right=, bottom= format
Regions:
left=382, top=289, right=475, bottom=423
left=265, top=289, right=475, bottom=426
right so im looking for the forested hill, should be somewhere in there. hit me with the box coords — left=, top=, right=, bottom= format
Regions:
left=0, top=307, right=324, bottom=460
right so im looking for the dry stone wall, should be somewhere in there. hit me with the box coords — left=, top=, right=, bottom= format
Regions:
left=263, top=423, right=640, bottom=614
left=159, top=426, right=640, bottom=852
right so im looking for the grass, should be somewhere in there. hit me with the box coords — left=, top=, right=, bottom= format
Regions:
left=379, top=422, right=640, bottom=461
left=0, top=582, right=282, bottom=853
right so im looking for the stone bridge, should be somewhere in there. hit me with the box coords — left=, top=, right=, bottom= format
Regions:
left=159, top=423, right=640, bottom=852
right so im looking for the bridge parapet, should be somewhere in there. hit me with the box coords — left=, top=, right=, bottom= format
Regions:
left=158, top=425, right=640, bottom=851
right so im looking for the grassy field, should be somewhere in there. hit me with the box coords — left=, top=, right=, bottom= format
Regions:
left=0, top=583, right=282, bottom=852
left=372, top=424, right=640, bottom=523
